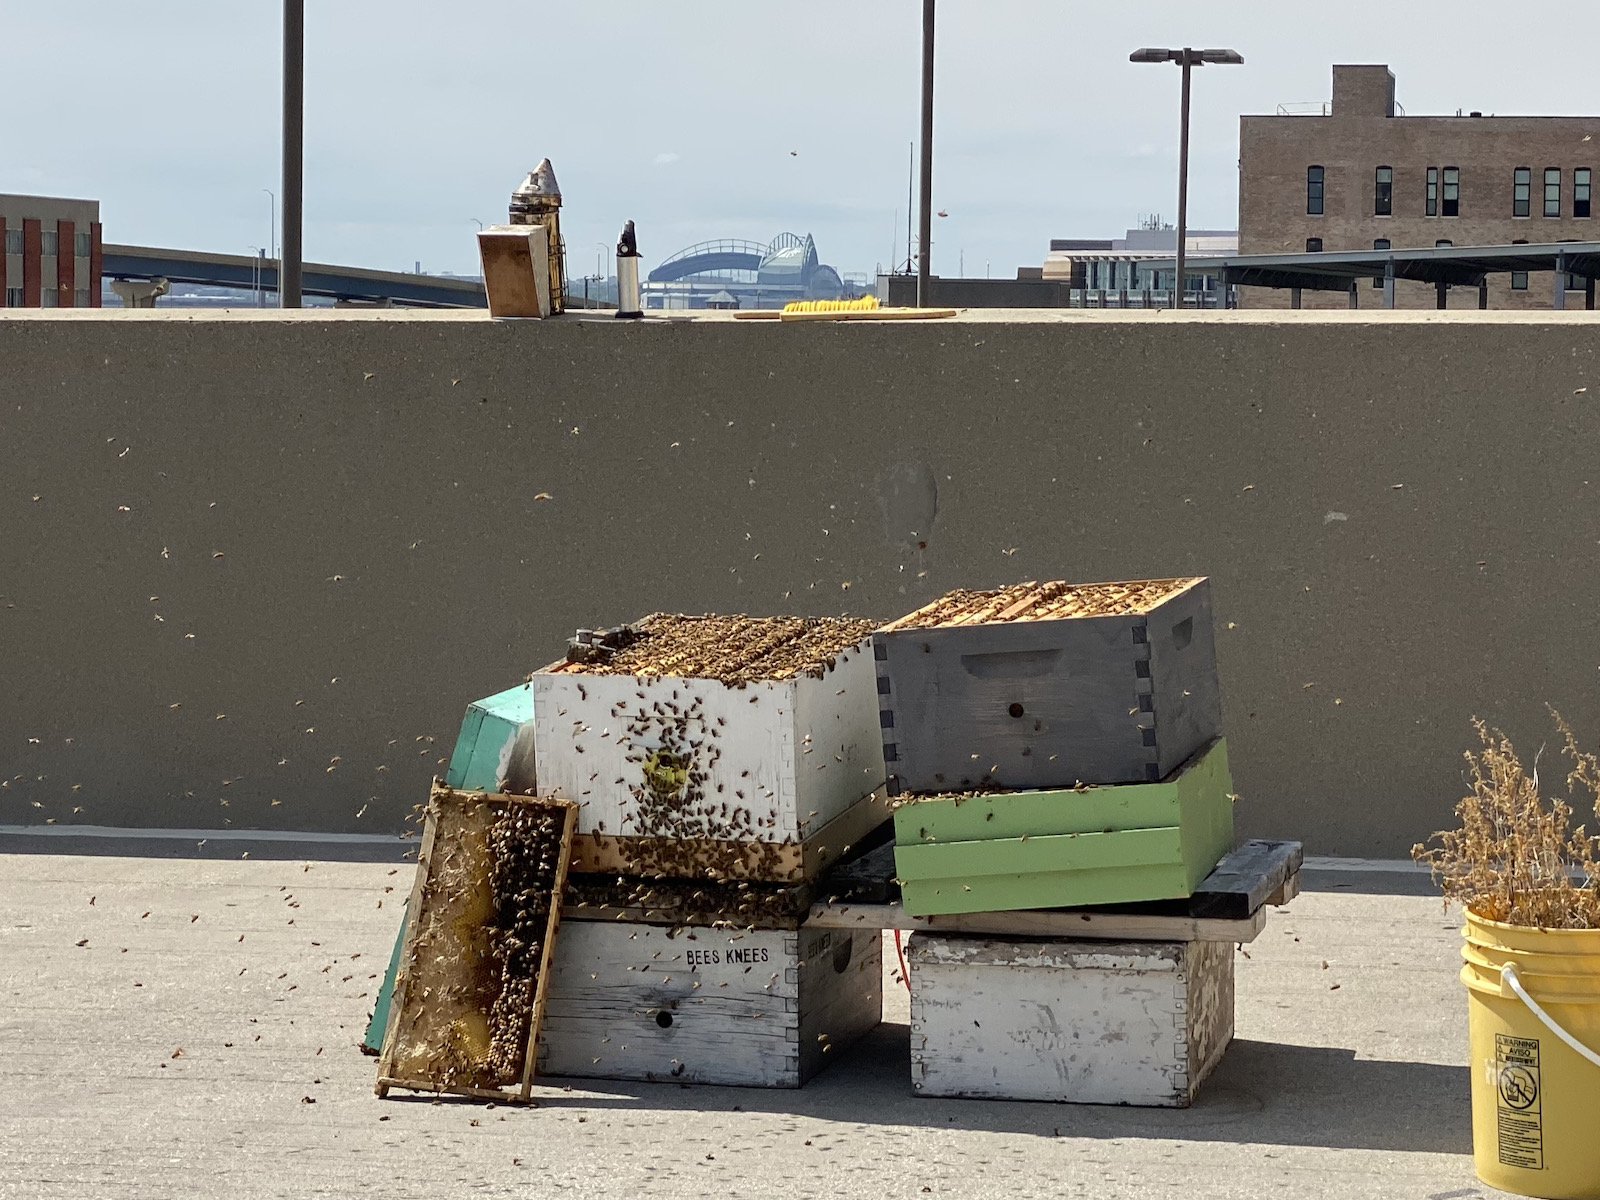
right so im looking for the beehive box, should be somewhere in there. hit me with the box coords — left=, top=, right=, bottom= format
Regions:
left=533, top=614, right=890, bottom=882
left=908, top=932, right=1234, bottom=1106
left=893, top=737, right=1233, bottom=917
left=875, top=577, right=1220, bottom=793
left=443, top=682, right=538, bottom=794
left=537, top=920, right=882, bottom=1088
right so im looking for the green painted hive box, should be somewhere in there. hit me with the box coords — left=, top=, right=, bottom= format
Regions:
left=892, top=738, right=1234, bottom=917
left=443, top=682, right=537, bottom=794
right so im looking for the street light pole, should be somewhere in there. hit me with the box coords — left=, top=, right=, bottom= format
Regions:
left=1130, top=47, right=1243, bottom=309
left=917, top=0, right=935, bottom=307
left=1176, top=54, right=1191, bottom=309
left=262, top=189, right=276, bottom=265
left=280, top=0, right=304, bottom=309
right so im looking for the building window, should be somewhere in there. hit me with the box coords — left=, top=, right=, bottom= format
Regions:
left=74, top=289, right=91, bottom=308
left=1306, top=237, right=1323, bottom=252
left=1442, top=168, right=1460, bottom=216
left=1545, top=167, right=1562, bottom=217
left=1426, top=167, right=1439, bottom=216
left=1578, top=169, right=1593, bottom=219
left=1307, top=165, right=1325, bottom=215
left=75, top=231, right=91, bottom=258
left=40, top=231, right=58, bottom=255
left=5, top=287, right=24, bottom=307
left=1374, top=166, right=1393, bottom=216
left=40, top=288, right=57, bottom=308
left=1436, top=239, right=1453, bottom=247
left=1511, top=239, right=1529, bottom=290
left=1514, top=168, right=1531, bottom=217
left=1372, top=238, right=1390, bottom=287
left=3, top=229, right=20, bottom=255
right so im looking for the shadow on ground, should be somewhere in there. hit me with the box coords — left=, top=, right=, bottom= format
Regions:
left=386, top=1025, right=1471, bottom=1156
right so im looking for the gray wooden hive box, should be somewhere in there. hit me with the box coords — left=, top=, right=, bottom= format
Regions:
left=874, top=577, right=1221, bottom=793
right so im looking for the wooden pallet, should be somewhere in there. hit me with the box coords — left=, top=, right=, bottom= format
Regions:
left=804, top=839, right=1302, bottom=944
left=375, top=785, right=577, bottom=1103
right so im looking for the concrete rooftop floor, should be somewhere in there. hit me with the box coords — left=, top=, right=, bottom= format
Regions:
left=0, top=854, right=1498, bottom=1200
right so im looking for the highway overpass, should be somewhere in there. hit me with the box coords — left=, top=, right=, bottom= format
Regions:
left=102, top=243, right=486, bottom=308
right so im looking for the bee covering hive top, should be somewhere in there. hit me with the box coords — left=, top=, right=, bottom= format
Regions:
left=883, top=578, right=1202, bottom=632
left=555, top=613, right=877, bottom=686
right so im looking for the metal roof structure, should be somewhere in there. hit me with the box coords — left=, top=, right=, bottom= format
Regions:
left=102, top=244, right=487, bottom=308
left=1144, top=240, right=1600, bottom=307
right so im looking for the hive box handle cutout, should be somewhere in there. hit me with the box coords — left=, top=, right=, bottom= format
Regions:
left=960, top=649, right=1063, bottom=679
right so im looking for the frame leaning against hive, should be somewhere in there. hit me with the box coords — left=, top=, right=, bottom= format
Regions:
left=375, top=783, right=578, bottom=1103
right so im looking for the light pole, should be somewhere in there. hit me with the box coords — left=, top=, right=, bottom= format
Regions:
left=247, top=246, right=264, bottom=307
left=281, top=0, right=304, bottom=308
left=1129, top=47, right=1243, bottom=309
left=262, top=189, right=276, bottom=264
left=916, top=0, right=935, bottom=306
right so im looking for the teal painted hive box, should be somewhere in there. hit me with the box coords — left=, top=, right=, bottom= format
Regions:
left=364, top=683, right=536, bottom=1055
left=892, top=738, right=1234, bottom=917
left=443, top=682, right=537, bottom=794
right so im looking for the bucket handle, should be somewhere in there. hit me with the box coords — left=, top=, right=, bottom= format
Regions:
left=1501, top=964, right=1600, bottom=1070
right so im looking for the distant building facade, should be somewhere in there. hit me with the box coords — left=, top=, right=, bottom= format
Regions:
left=1, top=193, right=101, bottom=308
left=1239, top=64, right=1600, bottom=308
left=1042, top=226, right=1238, bottom=307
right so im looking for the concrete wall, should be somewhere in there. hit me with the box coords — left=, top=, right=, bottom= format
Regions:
left=5, top=308, right=1600, bottom=857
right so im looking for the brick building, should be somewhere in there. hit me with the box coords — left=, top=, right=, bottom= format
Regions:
left=1238, top=65, right=1600, bottom=308
left=1, top=194, right=101, bottom=309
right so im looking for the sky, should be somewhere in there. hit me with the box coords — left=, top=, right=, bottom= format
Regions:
left=11, top=2, right=1600, bottom=281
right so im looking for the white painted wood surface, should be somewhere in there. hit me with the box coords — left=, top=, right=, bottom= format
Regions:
left=532, top=641, right=884, bottom=843
left=802, top=898, right=1271, bottom=944
left=907, top=933, right=1234, bottom=1107
left=538, top=920, right=882, bottom=1088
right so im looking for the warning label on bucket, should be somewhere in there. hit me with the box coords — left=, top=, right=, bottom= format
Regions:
left=1495, top=1033, right=1544, bottom=1170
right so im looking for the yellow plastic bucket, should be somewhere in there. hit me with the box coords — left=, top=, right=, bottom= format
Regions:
left=1461, top=910, right=1600, bottom=1198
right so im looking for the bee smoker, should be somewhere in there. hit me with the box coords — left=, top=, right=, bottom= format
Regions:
left=615, top=220, right=643, bottom=319
left=508, top=158, right=564, bottom=314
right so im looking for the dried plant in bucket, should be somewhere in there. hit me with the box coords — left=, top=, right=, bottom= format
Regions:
left=1413, top=709, right=1600, bottom=929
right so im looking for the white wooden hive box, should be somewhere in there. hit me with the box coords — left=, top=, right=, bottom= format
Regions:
left=907, top=933, right=1234, bottom=1107
left=532, top=636, right=885, bottom=845
left=537, top=920, right=882, bottom=1088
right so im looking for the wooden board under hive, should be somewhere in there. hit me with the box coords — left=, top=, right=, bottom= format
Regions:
left=907, top=933, right=1234, bottom=1107
left=875, top=577, right=1221, bottom=792
left=376, top=786, right=576, bottom=1102
left=892, top=738, right=1235, bottom=917
left=537, top=920, right=882, bottom=1088
left=533, top=614, right=887, bottom=883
